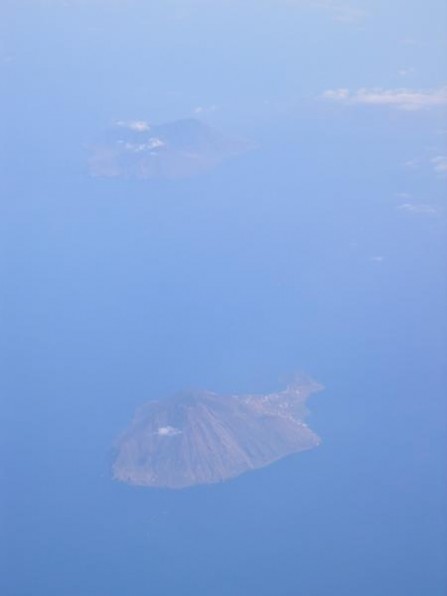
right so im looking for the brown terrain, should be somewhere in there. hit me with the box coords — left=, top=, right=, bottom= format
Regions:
left=113, top=378, right=323, bottom=489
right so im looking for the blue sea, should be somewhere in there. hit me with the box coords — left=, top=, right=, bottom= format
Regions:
left=1, top=111, right=446, bottom=596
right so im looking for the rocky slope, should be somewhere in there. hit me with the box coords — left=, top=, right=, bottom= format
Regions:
left=113, top=378, right=323, bottom=489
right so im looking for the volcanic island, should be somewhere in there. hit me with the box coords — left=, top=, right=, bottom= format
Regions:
left=89, top=118, right=250, bottom=180
left=113, top=377, right=323, bottom=489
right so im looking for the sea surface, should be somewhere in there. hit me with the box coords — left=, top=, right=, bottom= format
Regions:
left=1, top=124, right=446, bottom=595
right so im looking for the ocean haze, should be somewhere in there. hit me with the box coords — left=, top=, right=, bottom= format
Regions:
left=1, top=0, right=446, bottom=595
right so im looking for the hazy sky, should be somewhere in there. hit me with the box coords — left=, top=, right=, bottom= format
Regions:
left=2, top=1, right=447, bottom=126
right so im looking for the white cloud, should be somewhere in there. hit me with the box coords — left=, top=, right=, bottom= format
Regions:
left=117, top=137, right=166, bottom=153
left=398, top=67, right=415, bottom=77
left=322, top=87, right=447, bottom=110
left=194, top=105, right=219, bottom=115
left=116, top=120, right=151, bottom=132
left=330, top=5, right=366, bottom=23
left=432, top=155, right=447, bottom=175
left=156, top=426, right=182, bottom=437
left=403, top=158, right=420, bottom=169
left=402, top=156, right=447, bottom=178
left=398, top=203, right=438, bottom=215
left=287, top=0, right=367, bottom=23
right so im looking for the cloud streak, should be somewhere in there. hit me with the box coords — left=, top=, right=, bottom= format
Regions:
left=398, top=203, right=438, bottom=216
left=116, top=120, right=151, bottom=132
left=322, top=87, right=447, bottom=110
left=432, top=155, right=447, bottom=175
left=286, top=0, right=367, bottom=23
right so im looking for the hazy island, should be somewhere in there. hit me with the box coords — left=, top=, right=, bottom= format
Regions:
left=89, top=118, right=250, bottom=179
left=113, top=377, right=323, bottom=489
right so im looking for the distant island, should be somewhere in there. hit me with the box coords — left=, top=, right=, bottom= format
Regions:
left=113, top=377, right=323, bottom=489
left=89, top=118, right=251, bottom=179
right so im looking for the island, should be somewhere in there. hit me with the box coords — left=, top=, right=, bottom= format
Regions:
left=112, top=377, right=323, bottom=489
left=89, top=118, right=251, bottom=179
